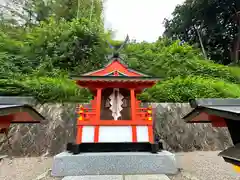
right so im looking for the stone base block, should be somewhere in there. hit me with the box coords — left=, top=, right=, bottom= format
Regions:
left=62, top=175, right=123, bottom=180
left=51, top=151, right=178, bottom=177
left=62, top=174, right=171, bottom=180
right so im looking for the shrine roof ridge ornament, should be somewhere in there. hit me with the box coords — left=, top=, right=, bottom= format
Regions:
left=102, top=58, right=150, bottom=77
left=75, top=34, right=155, bottom=78
left=104, top=35, right=148, bottom=76
left=106, top=34, right=130, bottom=59
left=80, top=60, right=151, bottom=77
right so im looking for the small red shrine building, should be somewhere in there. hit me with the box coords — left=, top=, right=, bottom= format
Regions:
left=183, top=98, right=240, bottom=171
left=67, top=57, right=161, bottom=154
left=0, top=97, right=45, bottom=146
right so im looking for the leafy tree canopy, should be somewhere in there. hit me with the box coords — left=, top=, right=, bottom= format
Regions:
left=1, top=0, right=240, bottom=103
left=164, top=0, right=239, bottom=65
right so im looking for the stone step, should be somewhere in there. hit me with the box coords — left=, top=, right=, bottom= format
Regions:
left=62, top=174, right=171, bottom=180
left=52, top=151, right=178, bottom=176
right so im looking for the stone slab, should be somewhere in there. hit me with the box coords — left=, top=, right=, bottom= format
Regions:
left=51, top=151, right=178, bottom=177
left=125, top=174, right=170, bottom=180
left=62, top=175, right=170, bottom=180
left=62, top=175, right=123, bottom=180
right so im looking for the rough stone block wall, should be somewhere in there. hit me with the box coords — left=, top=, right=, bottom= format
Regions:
left=0, top=103, right=233, bottom=156
left=153, top=103, right=232, bottom=152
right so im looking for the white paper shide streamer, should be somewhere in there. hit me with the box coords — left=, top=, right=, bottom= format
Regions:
left=109, top=88, right=124, bottom=120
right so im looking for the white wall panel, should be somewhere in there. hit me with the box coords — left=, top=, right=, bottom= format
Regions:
left=136, top=126, right=149, bottom=142
left=99, top=126, right=132, bottom=142
left=82, top=126, right=95, bottom=142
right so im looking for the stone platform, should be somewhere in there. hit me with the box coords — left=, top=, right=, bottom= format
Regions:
left=62, top=174, right=171, bottom=180
left=51, top=151, right=178, bottom=177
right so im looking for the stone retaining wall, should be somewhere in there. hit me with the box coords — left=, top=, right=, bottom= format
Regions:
left=0, top=103, right=232, bottom=156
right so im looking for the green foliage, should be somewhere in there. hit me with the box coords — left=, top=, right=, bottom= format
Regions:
left=0, top=17, right=108, bottom=76
left=0, top=1, right=106, bottom=103
left=2, top=29, right=240, bottom=103
left=126, top=41, right=240, bottom=83
left=22, top=18, right=107, bottom=74
left=163, top=0, right=238, bottom=65
left=1, top=1, right=240, bottom=103
left=0, top=77, right=91, bottom=103
left=139, top=76, right=240, bottom=103
left=126, top=40, right=240, bottom=102
left=2, top=0, right=104, bottom=26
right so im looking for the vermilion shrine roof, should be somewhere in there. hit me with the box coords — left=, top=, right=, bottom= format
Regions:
left=182, top=98, right=240, bottom=168
left=82, top=58, right=148, bottom=77
left=183, top=98, right=240, bottom=122
left=0, top=104, right=44, bottom=123
left=71, top=58, right=161, bottom=91
left=71, top=58, right=161, bottom=83
left=0, top=97, right=45, bottom=124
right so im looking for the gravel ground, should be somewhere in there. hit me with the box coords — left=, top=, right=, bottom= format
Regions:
left=171, top=151, right=239, bottom=180
left=0, top=151, right=239, bottom=180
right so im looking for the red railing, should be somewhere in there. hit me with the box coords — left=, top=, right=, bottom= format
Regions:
left=76, top=105, right=96, bottom=121
left=76, top=104, right=152, bottom=122
left=136, top=107, right=152, bottom=121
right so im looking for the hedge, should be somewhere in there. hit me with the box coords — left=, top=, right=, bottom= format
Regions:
left=138, top=76, right=240, bottom=102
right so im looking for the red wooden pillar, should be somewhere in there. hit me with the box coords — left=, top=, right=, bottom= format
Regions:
left=148, top=125, right=154, bottom=143
left=130, top=89, right=137, bottom=142
left=76, top=105, right=83, bottom=144
left=76, top=125, right=83, bottom=144
left=148, top=106, right=154, bottom=143
left=94, top=88, right=102, bottom=143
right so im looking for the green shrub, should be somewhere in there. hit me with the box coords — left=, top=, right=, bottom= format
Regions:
left=0, top=76, right=91, bottom=103
left=22, top=18, right=108, bottom=74
left=138, top=76, right=240, bottom=102
left=0, top=18, right=109, bottom=77
left=126, top=41, right=240, bottom=83
left=2, top=21, right=240, bottom=103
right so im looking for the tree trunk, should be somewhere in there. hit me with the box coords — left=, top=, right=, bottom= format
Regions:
left=194, top=25, right=207, bottom=59
left=235, top=13, right=240, bottom=64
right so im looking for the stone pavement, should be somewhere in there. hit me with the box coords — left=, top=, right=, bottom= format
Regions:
left=62, top=174, right=171, bottom=180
